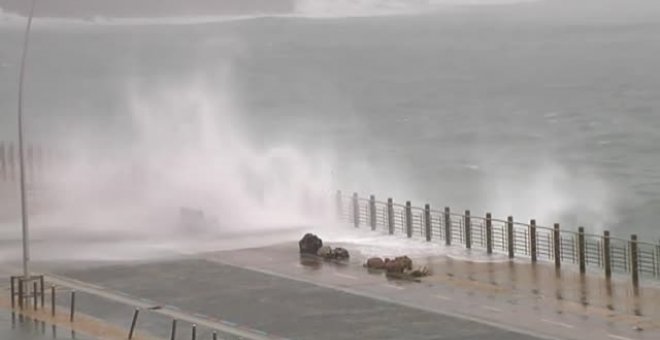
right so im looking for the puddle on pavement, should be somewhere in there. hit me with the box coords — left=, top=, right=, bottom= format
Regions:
left=0, top=309, right=91, bottom=340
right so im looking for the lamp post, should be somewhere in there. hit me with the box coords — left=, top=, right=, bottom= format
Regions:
left=18, top=0, right=38, bottom=279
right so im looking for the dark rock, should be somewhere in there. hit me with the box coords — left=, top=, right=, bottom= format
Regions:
left=365, top=257, right=385, bottom=269
left=384, top=258, right=405, bottom=273
left=384, top=256, right=413, bottom=273
left=333, top=247, right=350, bottom=260
left=299, top=233, right=323, bottom=255
left=393, top=256, right=413, bottom=271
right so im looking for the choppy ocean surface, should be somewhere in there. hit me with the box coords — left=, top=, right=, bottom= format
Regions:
left=1, top=0, right=660, bottom=241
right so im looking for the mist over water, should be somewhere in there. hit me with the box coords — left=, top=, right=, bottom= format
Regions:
left=40, top=72, right=338, bottom=237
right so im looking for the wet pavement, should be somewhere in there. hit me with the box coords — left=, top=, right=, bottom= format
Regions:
left=0, top=308, right=92, bottom=340
left=201, top=241, right=660, bottom=340
left=1, top=227, right=659, bottom=339
left=55, top=258, right=542, bottom=340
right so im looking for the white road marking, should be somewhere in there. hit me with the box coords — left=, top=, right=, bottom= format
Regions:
left=333, top=272, right=358, bottom=280
left=482, top=306, right=504, bottom=312
left=607, top=334, right=635, bottom=340
left=44, top=274, right=273, bottom=340
left=540, top=318, right=574, bottom=329
left=382, top=284, right=405, bottom=290
left=434, top=294, right=452, bottom=301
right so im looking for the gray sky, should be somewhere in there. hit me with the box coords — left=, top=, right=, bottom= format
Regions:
left=0, top=0, right=294, bottom=18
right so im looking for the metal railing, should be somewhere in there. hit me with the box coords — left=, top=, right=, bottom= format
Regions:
left=337, top=191, right=660, bottom=286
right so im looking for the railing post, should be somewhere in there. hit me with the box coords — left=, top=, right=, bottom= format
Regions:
left=530, top=219, right=537, bottom=262
left=405, top=201, right=412, bottom=238
left=70, top=290, right=76, bottom=322
left=554, top=223, right=561, bottom=269
left=444, top=207, right=452, bottom=246
left=464, top=210, right=472, bottom=249
left=387, top=198, right=394, bottom=235
left=424, top=204, right=432, bottom=242
left=33, top=281, right=38, bottom=310
left=128, top=308, right=139, bottom=339
left=603, top=230, right=612, bottom=279
left=486, top=213, right=493, bottom=254
left=352, top=193, right=359, bottom=228
left=39, top=276, right=44, bottom=308
left=10, top=276, right=15, bottom=308
left=18, top=279, right=23, bottom=309
left=631, top=234, right=639, bottom=288
left=507, top=216, right=514, bottom=258
left=335, top=190, right=342, bottom=220
left=578, top=227, right=586, bottom=274
left=170, top=319, right=177, bottom=340
left=369, top=195, right=377, bottom=231
left=51, top=285, right=55, bottom=316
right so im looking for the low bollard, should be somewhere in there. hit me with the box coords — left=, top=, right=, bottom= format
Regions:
left=39, top=276, right=44, bottom=308
left=213, top=331, right=218, bottom=340
left=10, top=277, right=15, bottom=308
left=191, top=324, right=197, bottom=340
left=18, top=279, right=24, bottom=309
left=170, top=319, right=177, bottom=340
left=51, top=285, right=55, bottom=316
left=128, top=308, right=140, bottom=339
left=70, top=290, right=76, bottom=322
left=33, top=282, right=38, bottom=310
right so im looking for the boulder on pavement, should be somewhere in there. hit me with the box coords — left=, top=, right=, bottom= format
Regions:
left=384, top=256, right=413, bottom=273
left=393, top=256, right=413, bottom=271
left=317, top=246, right=334, bottom=259
left=333, top=247, right=350, bottom=260
left=299, top=233, right=323, bottom=255
left=384, top=258, right=405, bottom=273
left=365, top=257, right=385, bottom=269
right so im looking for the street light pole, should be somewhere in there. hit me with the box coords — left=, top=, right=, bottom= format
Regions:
left=18, top=0, right=38, bottom=279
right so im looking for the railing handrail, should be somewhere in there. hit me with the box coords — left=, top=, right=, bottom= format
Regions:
left=336, top=190, right=659, bottom=286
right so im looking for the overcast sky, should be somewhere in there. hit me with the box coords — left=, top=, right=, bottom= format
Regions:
left=0, top=0, right=294, bottom=18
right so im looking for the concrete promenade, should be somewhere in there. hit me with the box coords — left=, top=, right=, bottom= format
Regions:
left=1, top=221, right=659, bottom=339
